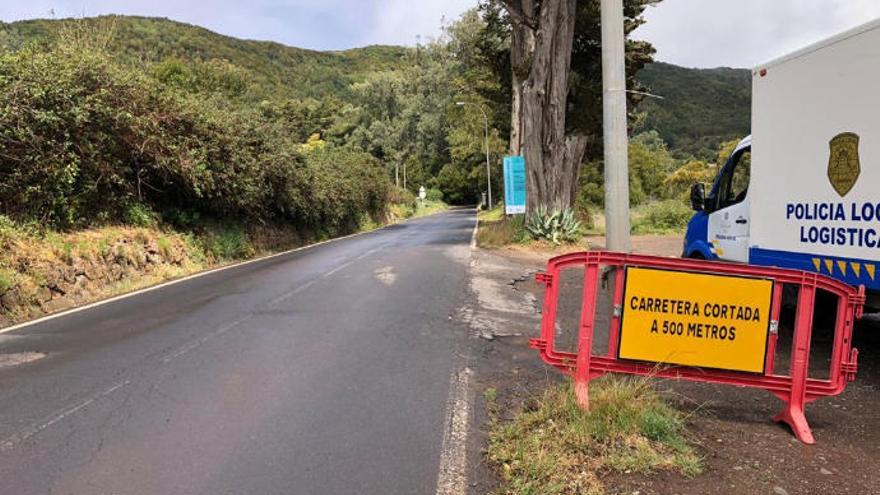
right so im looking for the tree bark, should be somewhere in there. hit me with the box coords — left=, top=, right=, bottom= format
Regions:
left=508, top=0, right=534, bottom=156
left=503, top=0, right=589, bottom=213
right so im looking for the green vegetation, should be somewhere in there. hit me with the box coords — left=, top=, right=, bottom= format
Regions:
left=478, top=205, right=505, bottom=223
left=0, top=14, right=747, bottom=226
left=631, top=200, right=694, bottom=234
left=0, top=39, right=389, bottom=232
left=0, top=16, right=408, bottom=103
left=487, top=377, right=701, bottom=494
left=636, top=62, right=751, bottom=161
left=476, top=215, right=530, bottom=248
left=574, top=133, right=741, bottom=236
left=477, top=205, right=583, bottom=248
left=525, top=209, right=582, bottom=245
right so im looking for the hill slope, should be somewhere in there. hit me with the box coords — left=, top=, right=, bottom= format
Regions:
left=636, top=62, right=752, bottom=159
left=0, top=16, right=752, bottom=159
left=0, top=16, right=410, bottom=101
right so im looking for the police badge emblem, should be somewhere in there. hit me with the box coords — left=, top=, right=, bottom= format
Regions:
left=828, top=132, right=861, bottom=197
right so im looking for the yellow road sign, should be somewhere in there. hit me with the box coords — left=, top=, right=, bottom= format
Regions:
left=618, top=267, right=774, bottom=373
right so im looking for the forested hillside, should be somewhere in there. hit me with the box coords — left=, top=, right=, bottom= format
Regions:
left=0, top=16, right=408, bottom=101
left=1, top=16, right=753, bottom=163
left=636, top=62, right=752, bottom=160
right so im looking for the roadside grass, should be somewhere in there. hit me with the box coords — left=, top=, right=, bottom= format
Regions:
left=630, top=200, right=693, bottom=235
left=412, top=199, right=448, bottom=218
left=476, top=214, right=531, bottom=248
left=486, top=376, right=701, bottom=495
left=387, top=199, right=448, bottom=223
left=478, top=205, right=505, bottom=222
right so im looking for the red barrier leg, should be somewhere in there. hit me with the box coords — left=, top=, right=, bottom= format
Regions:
left=773, top=405, right=814, bottom=444
left=574, top=263, right=600, bottom=409
left=773, top=283, right=816, bottom=444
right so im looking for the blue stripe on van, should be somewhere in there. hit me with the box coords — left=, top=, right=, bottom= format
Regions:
left=749, top=247, right=879, bottom=290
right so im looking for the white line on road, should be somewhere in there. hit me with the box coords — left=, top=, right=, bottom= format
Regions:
left=321, top=261, right=354, bottom=278
left=268, top=245, right=387, bottom=307
left=0, top=380, right=130, bottom=453
left=320, top=245, right=387, bottom=279
left=435, top=367, right=472, bottom=495
left=161, top=317, right=250, bottom=364
left=266, top=280, right=317, bottom=308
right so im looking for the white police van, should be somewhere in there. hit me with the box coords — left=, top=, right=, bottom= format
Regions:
left=684, top=19, right=880, bottom=296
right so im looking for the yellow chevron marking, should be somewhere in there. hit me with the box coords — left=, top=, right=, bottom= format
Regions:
left=867, top=264, right=876, bottom=280
left=812, top=258, right=821, bottom=272
left=837, top=261, right=848, bottom=276
left=824, top=259, right=834, bottom=274
left=716, top=248, right=724, bottom=256
left=851, top=262, right=861, bottom=277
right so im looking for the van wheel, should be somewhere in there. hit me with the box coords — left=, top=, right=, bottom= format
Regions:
left=687, top=252, right=705, bottom=260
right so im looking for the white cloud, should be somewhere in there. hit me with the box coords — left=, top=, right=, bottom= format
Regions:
left=637, top=0, right=880, bottom=68
left=358, top=0, right=475, bottom=46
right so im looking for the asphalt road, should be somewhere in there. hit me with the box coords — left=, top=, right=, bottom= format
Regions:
left=0, top=209, right=476, bottom=495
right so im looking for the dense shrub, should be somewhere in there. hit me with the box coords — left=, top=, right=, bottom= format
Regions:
left=294, top=147, right=390, bottom=231
left=388, top=186, right=416, bottom=208
left=632, top=200, right=693, bottom=234
left=426, top=188, right=444, bottom=202
left=0, top=44, right=390, bottom=235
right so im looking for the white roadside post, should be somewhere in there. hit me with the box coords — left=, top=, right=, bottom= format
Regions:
left=601, top=0, right=631, bottom=253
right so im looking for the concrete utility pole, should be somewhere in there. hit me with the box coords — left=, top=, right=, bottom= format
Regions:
left=456, top=102, right=493, bottom=208
left=601, top=0, right=631, bottom=253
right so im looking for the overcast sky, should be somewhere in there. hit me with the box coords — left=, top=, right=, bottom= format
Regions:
left=639, top=0, right=880, bottom=68
left=1, top=1, right=879, bottom=68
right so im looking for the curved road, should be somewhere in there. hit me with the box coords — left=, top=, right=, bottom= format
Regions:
left=0, top=209, right=476, bottom=495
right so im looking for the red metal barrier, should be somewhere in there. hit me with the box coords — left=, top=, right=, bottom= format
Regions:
left=530, top=251, right=865, bottom=444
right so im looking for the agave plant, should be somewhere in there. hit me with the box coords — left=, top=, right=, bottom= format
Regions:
left=525, top=207, right=582, bottom=245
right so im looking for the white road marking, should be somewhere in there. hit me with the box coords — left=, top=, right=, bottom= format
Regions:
left=161, top=317, right=250, bottom=364
left=321, top=261, right=354, bottom=278
left=354, top=246, right=384, bottom=261
left=268, top=245, right=386, bottom=307
left=266, top=280, right=317, bottom=308
left=435, top=367, right=472, bottom=495
left=0, top=380, right=130, bottom=453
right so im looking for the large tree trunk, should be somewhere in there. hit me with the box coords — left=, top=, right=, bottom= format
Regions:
left=504, top=0, right=589, bottom=213
left=508, top=0, right=534, bottom=156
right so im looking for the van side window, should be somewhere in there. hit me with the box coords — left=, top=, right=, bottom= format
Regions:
left=716, top=150, right=751, bottom=209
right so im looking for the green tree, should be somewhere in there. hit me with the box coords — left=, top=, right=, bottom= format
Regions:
left=488, top=0, right=659, bottom=212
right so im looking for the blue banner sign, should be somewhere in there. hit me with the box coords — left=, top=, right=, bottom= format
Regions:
left=503, top=155, right=526, bottom=214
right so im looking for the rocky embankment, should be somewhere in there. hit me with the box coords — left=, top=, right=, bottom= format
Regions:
left=0, top=227, right=199, bottom=327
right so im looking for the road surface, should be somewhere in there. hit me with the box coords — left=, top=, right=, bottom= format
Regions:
left=0, top=209, right=476, bottom=495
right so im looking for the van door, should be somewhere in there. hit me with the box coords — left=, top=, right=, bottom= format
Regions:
left=708, top=146, right=751, bottom=262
